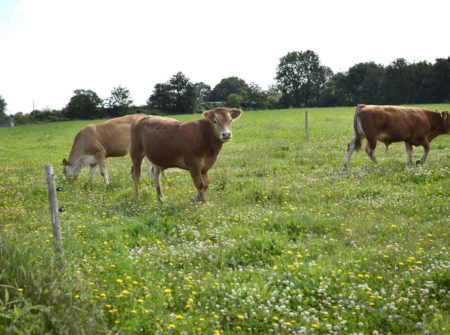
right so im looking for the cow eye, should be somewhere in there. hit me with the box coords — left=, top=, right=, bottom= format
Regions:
left=213, top=120, right=217, bottom=124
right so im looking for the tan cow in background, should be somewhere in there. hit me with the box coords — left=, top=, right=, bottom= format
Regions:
left=344, top=104, right=450, bottom=168
left=130, top=108, right=242, bottom=202
left=63, top=114, right=146, bottom=184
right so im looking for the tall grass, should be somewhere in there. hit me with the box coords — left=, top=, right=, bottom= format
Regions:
left=1, top=106, right=449, bottom=334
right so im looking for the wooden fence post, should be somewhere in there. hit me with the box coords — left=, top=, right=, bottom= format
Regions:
left=44, top=165, right=64, bottom=261
left=305, top=110, right=309, bottom=142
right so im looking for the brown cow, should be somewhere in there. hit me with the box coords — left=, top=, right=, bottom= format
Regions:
left=344, top=104, right=450, bottom=168
left=63, top=114, right=146, bottom=184
left=130, top=108, right=242, bottom=202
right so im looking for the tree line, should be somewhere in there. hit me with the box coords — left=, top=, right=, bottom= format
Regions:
left=1, top=50, right=449, bottom=124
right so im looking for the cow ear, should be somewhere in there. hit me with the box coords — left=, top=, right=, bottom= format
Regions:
left=62, top=158, right=68, bottom=166
left=230, top=109, right=242, bottom=120
left=202, top=110, right=215, bottom=122
left=441, top=111, right=449, bottom=121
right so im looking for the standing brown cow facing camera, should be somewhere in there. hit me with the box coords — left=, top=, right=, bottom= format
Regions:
left=130, top=108, right=242, bottom=202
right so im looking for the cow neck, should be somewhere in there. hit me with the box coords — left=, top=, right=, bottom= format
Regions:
left=428, top=111, right=447, bottom=140
left=200, top=119, right=223, bottom=155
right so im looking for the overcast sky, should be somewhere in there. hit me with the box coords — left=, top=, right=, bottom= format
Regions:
left=0, top=0, right=449, bottom=114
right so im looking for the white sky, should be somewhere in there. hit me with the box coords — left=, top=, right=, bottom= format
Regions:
left=0, top=0, right=449, bottom=114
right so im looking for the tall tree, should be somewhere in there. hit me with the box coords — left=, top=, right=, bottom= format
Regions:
left=383, top=58, right=412, bottom=104
left=0, top=95, right=6, bottom=117
left=245, top=82, right=269, bottom=108
left=265, top=85, right=282, bottom=109
left=408, top=61, right=433, bottom=103
left=211, top=77, right=249, bottom=102
left=147, top=83, right=174, bottom=112
left=194, top=82, right=212, bottom=103
left=428, top=57, right=450, bottom=103
left=65, top=89, right=103, bottom=120
left=275, top=50, right=330, bottom=107
left=147, top=72, right=199, bottom=114
left=345, top=62, right=385, bottom=104
left=310, top=65, right=333, bottom=106
left=105, top=86, right=133, bottom=116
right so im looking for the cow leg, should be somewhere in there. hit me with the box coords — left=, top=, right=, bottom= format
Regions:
left=95, top=152, right=109, bottom=185
left=131, top=154, right=144, bottom=200
left=417, top=142, right=430, bottom=164
left=89, top=164, right=97, bottom=182
left=344, top=137, right=356, bottom=169
left=405, top=142, right=413, bottom=166
left=145, top=159, right=153, bottom=178
left=365, top=139, right=378, bottom=164
left=152, top=165, right=166, bottom=202
left=95, top=154, right=109, bottom=185
left=202, top=171, right=210, bottom=191
left=190, top=168, right=207, bottom=202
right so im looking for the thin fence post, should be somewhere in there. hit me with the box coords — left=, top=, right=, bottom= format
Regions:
left=305, top=110, right=309, bottom=142
left=44, top=165, right=64, bottom=263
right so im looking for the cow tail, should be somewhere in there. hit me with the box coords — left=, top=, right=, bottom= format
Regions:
left=353, top=105, right=365, bottom=151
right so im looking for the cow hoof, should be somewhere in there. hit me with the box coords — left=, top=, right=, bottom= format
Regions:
left=190, top=196, right=207, bottom=203
left=416, top=160, right=422, bottom=165
left=158, top=196, right=166, bottom=202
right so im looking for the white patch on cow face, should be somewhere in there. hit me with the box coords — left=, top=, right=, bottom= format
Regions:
left=63, top=155, right=97, bottom=179
left=63, top=163, right=81, bottom=179
left=213, top=114, right=233, bottom=142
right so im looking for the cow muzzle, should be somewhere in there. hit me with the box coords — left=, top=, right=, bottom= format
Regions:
left=220, top=131, right=232, bottom=141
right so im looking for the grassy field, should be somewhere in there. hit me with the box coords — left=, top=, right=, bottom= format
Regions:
left=1, top=106, right=449, bottom=335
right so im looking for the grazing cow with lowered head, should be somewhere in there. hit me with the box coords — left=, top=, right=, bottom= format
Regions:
left=63, top=114, right=146, bottom=184
left=130, top=108, right=242, bottom=202
left=344, top=104, right=450, bottom=168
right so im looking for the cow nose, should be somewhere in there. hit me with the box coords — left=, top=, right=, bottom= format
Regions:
left=221, top=132, right=232, bottom=140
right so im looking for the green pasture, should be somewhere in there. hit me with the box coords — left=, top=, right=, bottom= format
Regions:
left=1, top=106, right=449, bottom=334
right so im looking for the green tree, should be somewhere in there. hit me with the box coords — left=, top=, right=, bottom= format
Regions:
left=428, top=57, right=450, bottom=103
left=105, top=86, right=133, bottom=117
left=310, top=65, right=333, bottom=106
left=147, top=72, right=199, bottom=114
left=227, top=93, right=244, bottom=107
left=407, top=61, right=433, bottom=103
left=147, top=83, right=174, bottom=112
left=383, top=58, right=412, bottom=104
left=65, top=89, right=103, bottom=120
left=265, top=85, right=282, bottom=109
left=245, top=82, right=269, bottom=109
left=0, top=95, right=6, bottom=117
left=276, top=50, right=331, bottom=107
left=211, top=77, right=249, bottom=102
left=194, top=82, right=212, bottom=103
left=344, top=62, right=385, bottom=104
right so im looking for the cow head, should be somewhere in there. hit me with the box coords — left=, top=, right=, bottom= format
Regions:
left=62, top=158, right=81, bottom=180
left=203, top=108, right=242, bottom=142
left=442, top=111, right=450, bottom=133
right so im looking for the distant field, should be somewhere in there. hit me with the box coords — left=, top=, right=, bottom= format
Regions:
left=1, top=105, right=449, bottom=334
